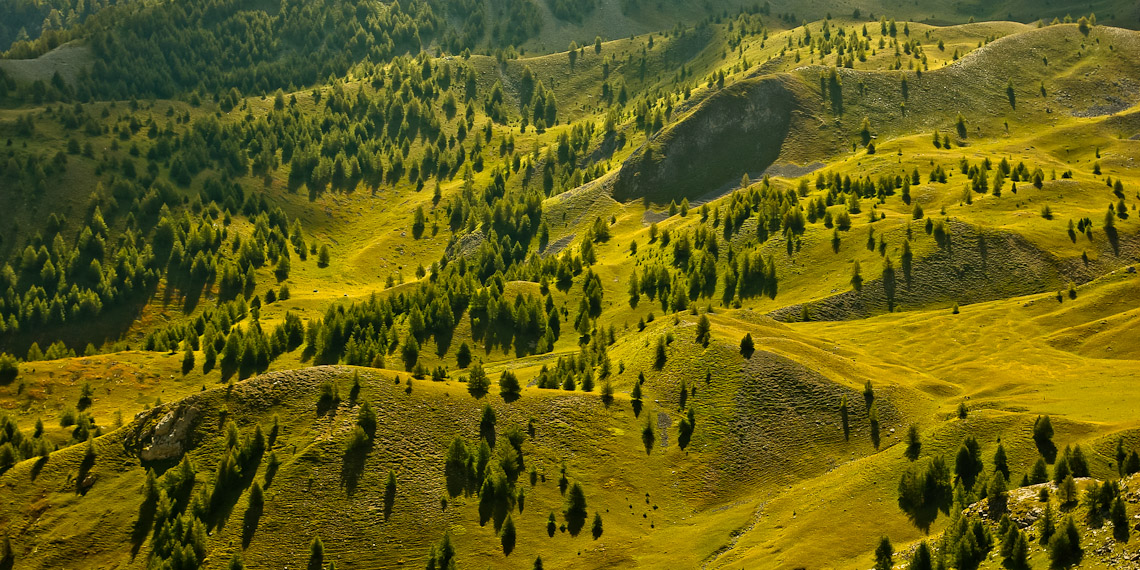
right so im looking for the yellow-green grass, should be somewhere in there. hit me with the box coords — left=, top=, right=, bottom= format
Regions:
left=801, top=269, right=1140, bottom=425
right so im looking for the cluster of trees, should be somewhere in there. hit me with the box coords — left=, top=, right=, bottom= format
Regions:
left=0, top=98, right=323, bottom=355
left=208, top=422, right=266, bottom=514
left=533, top=330, right=614, bottom=392
left=146, top=296, right=305, bottom=380
left=18, top=0, right=540, bottom=100
left=140, top=415, right=275, bottom=570
left=443, top=406, right=528, bottom=530
left=514, top=67, right=559, bottom=131
left=1116, top=438, right=1140, bottom=476
left=0, top=413, right=54, bottom=472
left=0, top=353, right=18, bottom=383
left=941, top=511, right=994, bottom=570
left=0, top=205, right=158, bottom=345
left=303, top=260, right=571, bottom=375
left=897, top=456, right=952, bottom=519
left=624, top=179, right=804, bottom=313
left=895, top=412, right=1140, bottom=570
left=140, top=457, right=205, bottom=570
left=546, top=0, right=597, bottom=23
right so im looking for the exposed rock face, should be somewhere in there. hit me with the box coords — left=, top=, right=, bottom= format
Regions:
left=140, top=406, right=200, bottom=461
left=612, top=75, right=799, bottom=204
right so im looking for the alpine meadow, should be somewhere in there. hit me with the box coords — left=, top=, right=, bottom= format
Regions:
left=2, top=0, right=1140, bottom=568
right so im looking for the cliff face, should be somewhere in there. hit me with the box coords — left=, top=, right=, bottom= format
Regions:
left=613, top=75, right=800, bottom=204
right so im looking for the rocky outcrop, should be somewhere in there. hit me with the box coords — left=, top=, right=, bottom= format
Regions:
left=612, top=75, right=800, bottom=204
left=139, top=406, right=200, bottom=462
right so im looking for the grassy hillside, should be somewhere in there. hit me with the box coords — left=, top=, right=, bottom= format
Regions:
left=0, top=9, right=1139, bottom=570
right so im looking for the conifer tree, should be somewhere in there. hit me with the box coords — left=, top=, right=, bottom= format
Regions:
left=874, top=536, right=893, bottom=570
left=501, top=514, right=516, bottom=554
left=499, top=371, right=522, bottom=402
left=695, top=314, right=711, bottom=347
left=740, top=333, right=754, bottom=356
left=467, top=361, right=490, bottom=398
left=308, top=537, right=324, bottom=570
left=642, top=415, right=656, bottom=454
left=905, top=424, right=921, bottom=460
left=564, top=482, right=588, bottom=535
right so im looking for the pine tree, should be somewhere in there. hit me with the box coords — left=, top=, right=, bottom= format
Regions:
left=1031, top=457, right=1049, bottom=484
left=1111, top=496, right=1129, bottom=541
left=631, top=380, right=643, bottom=417
left=318, top=244, right=331, bottom=267
left=642, top=415, right=656, bottom=454
left=654, top=336, right=667, bottom=369
left=479, top=404, right=497, bottom=444
left=564, top=482, right=588, bottom=535
left=695, top=314, right=711, bottom=347
left=869, top=402, right=881, bottom=449
left=1058, top=473, right=1078, bottom=505
left=874, top=536, right=893, bottom=570
left=1033, top=415, right=1054, bottom=445
left=592, top=512, right=604, bottom=539
left=308, top=537, right=324, bottom=570
left=457, top=342, right=472, bottom=368
left=1039, top=502, right=1055, bottom=545
left=1048, top=516, right=1082, bottom=568
left=740, top=333, right=754, bottom=356
left=905, top=424, right=921, bottom=460
left=357, top=401, right=377, bottom=438
left=384, top=469, right=397, bottom=516
left=910, top=541, right=933, bottom=570
left=467, top=361, right=490, bottom=397
left=500, top=514, right=516, bottom=554
left=182, top=346, right=195, bottom=375
left=499, top=371, right=522, bottom=402
left=988, top=471, right=1008, bottom=517
left=993, top=444, right=1009, bottom=479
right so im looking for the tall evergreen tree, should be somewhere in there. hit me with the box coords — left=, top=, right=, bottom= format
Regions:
left=874, top=536, right=893, bottom=570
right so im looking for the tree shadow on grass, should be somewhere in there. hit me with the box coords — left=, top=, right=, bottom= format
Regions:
left=130, top=494, right=157, bottom=559
left=1106, top=225, right=1120, bottom=256
left=1035, top=438, right=1058, bottom=464
left=340, top=443, right=368, bottom=497
left=383, top=482, right=396, bottom=522
left=241, top=499, right=263, bottom=548
left=902, top=502, right=945, bottom=535
left=29, top=455, right=47, bottom=481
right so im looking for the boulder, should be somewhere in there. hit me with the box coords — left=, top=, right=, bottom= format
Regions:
left=140, top=406, right=200, bottom=461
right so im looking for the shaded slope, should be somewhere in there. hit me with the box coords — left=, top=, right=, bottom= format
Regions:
left=769, top=221, right=1140, bottom=322
left=612, top=74, right=808, bottom=203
